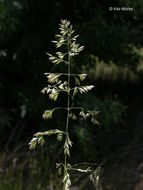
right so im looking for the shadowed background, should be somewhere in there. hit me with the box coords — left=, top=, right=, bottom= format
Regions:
left=0, top=0, right=143, bottom=189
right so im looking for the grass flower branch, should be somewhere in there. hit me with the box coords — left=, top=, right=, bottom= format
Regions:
left=29, top=19, right=99, bottom=190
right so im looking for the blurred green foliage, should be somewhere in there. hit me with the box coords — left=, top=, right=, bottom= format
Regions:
left=0, top=151, right=63, bottom=190
left=72, top=94, right=126, bottom=163
left=0, top=0, right=143, bottom=189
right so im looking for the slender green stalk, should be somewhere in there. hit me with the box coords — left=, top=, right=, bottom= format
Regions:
left=63, top=37, right=71, bottom=190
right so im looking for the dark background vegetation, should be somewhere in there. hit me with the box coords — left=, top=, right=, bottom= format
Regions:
left=0, top=0, right=143, bottom=189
